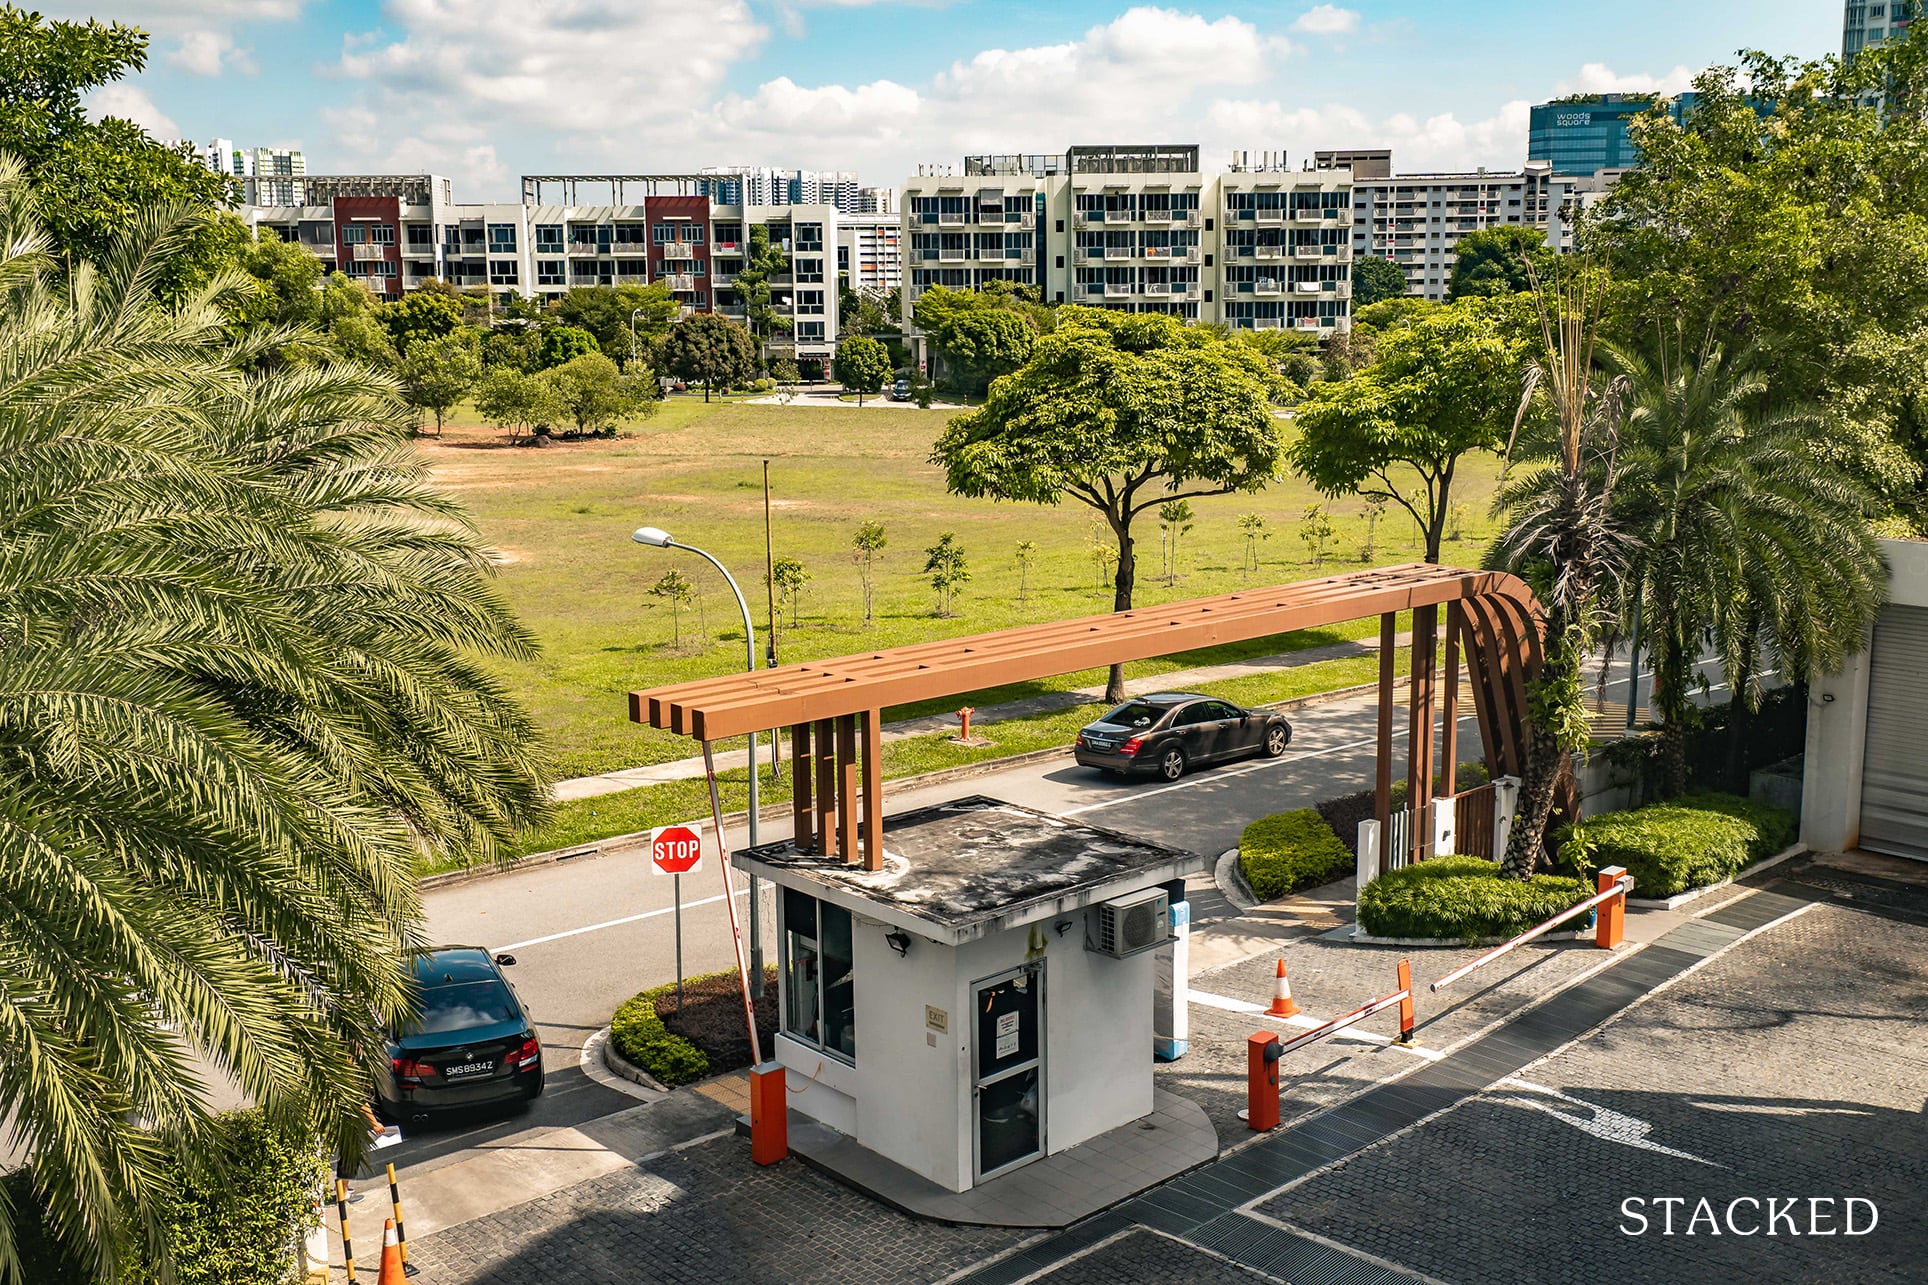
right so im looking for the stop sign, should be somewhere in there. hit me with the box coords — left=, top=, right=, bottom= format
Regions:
left=649, top=824, right=704, bottom=876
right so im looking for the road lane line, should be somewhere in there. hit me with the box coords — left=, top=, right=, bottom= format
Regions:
left=498, top=887, right=749, bottom=952
left=1060, top=734, right=1384, bottom=816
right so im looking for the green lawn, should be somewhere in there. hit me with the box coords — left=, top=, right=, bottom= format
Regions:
left=423, top=399, right=1503, bottom=783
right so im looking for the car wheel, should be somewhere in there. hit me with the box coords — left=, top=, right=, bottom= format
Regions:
left=1264, top=723, right=1292, bottom=757
left=1159, top=746, right=1187, bottom=781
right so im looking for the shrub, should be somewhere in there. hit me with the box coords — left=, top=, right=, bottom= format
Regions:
left=1561, top=791, right=1795, bottom=897
left=608, top=966, right=781, bottom=1087
left=1357, top=857, right=1591, bottom=943
left=1238, top=809, right=1353, bottom=900
left=1316, top=761, right=1491, bottom=857
left=610, top=987, right=709, bottom=1086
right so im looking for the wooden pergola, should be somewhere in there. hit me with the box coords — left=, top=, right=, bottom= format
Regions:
left=631, top=563, right=1546, bottom=875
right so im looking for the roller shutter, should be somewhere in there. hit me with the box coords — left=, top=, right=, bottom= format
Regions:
left=1860, top=604, right=1928, bottom=859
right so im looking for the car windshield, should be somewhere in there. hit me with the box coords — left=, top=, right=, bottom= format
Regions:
left=408, top=981, right=519, bottom=1035
left=1099, top=701, right=1165, bottom=730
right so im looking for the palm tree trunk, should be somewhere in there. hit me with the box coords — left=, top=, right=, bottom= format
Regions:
left=1501, top=603, right=1576, bottom=879
left=1651, top=620, right=1692, bottom=797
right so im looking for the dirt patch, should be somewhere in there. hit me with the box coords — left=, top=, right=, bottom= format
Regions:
left=656, top=966, right=780, bottom=1073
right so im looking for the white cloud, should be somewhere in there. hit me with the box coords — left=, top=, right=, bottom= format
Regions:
left=37, top=2, right=303, bottom=36
left=1205, top=96, right=1531, bottom=174
left=87, top=83, right=180, bottom=137
left=167, top=31, right=256, bottom=77
left=1291, top=5, right=1359, bottom=36
left=1553, top=62, right=1698, bottom=97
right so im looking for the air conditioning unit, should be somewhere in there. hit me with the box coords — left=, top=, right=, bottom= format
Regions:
left=1085, top=887, right=1170, bottom=959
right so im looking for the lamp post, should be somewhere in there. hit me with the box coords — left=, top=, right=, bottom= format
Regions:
left=628, top=307, right=645, bottom=365
left=632, top=527, right=765, bottom=997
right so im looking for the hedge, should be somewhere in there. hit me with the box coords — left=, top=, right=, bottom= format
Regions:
left=1562, top=791, right=1795, bottom=898
left=1316, top=761, right=1491, bottom=857
left=1238, top=809, right=1353, bottom=900
left=610, top=982, right=712, bottom=1087
left=1357, top=856, right=1592, bottom=943
left=4, top=1109, right=324, bottom=1285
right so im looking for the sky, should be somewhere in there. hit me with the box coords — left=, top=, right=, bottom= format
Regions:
left=61, top=1, right=1844, bottom=201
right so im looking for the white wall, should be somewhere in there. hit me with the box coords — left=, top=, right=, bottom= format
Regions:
left=1801, top=538, right=1928, bottom=853
left=849, top=911, right=967, bottom=1189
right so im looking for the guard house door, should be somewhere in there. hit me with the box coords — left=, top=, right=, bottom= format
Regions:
left=973, top=961, right=1045, bottom=1182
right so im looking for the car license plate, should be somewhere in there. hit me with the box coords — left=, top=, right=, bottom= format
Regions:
left=1086, top=737, right=1114, bottom=750
left=442, top=1060, right=494, bottom=1080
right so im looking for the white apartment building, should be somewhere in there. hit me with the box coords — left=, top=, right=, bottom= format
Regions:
left=198, top=139, right=308, bottom=205
left=1332, top=156, right=1577, bottom=301
left=697, top=166, right=885, bottom=216
left=901, top=144, right=1352, bottom=340
left=837, top=212, right=904, bottom=296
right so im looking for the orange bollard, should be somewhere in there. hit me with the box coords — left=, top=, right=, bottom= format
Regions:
left=958, top=707, right=975, bottom=740
left=1246, top=1031, right=1282, bottom=1131
left=1595, top=866, right=1628, bottom=949
left=1266, top=957, right=1300, bottom=1018
left=749, top=1061, right=789, bottom=1165
left=376, top=1219, right=405, bottom=1285
left=1396, top=959, right=1414, bottom=1044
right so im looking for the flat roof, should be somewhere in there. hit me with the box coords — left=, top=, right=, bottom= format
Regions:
left=736, top=796, right=1204, bottom=945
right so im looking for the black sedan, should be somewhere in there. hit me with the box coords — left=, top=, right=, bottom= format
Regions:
left=374, top=947, right=544, bottom=1123
left=1074, top=692, right=1292, bottom=781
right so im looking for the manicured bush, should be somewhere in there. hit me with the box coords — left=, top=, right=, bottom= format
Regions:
left=1316, top=761, right=1491, bottom=857
left=1357, top=856, right=1592, bottom=943
left=1238, top=808, right=1353, bottom=900
left=610, top=986, right=711, bottom=1086
left=1561, top=792, right=1795, bottom=898
left=608, top=965, right=780, bottom=1087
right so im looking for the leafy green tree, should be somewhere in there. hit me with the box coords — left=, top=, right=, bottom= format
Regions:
left=0, top=166, right=549, bottom=1279
left=475, top=365, right=566, bottom=442
left=922, top=533, right=970, bottom=617
left=912, top=285, right=1039, bottom=395
left=396, top=331, right=482, bottom=434
left=851, top=521, right=886, bottom=625
left=1298, top=504, right=1336, bottom=569
left=482, top=326, right=539, bottom=372
left=732, top=223, right=790, bottom=344
left=839, top=287, right=898, bottom=339
left=933, top=307, right=1286, bottom=700
left=555, top=283, right=679, bottom=361
left=770, top=556, right=811, bottom=627
left=0, top=8, right=237, bottom=294
left=1447, top=227, right=1556, bottom=300
left=1290, top=299, right=1524, bottom=563
left=663, top=311, right=759, bottom=402
left=650, top=569, right=696, bottom=644
left=1350, top=254, right=1410, bottom=308
left=546, top=352, right=652, bottom=435
left=382, top=290, right=464, bottom=352
left=319, top=271, right=378, bottom=324
left=329, top=310, right=398, bottom=368
left=534, top=323, right=600, bottom=370
left=833, top=335, right=891, bottom=405
left=231, top=234, right=328, bottom=330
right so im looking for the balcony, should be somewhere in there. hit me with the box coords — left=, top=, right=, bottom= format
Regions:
left=938, top=247, right=969, bottom=262
left=1252, top=244, right=1287, bottom=260
left=1254, top=208, right=1286, bottom=224
left=1075, top=210, right=1108, bottom=226
left=1294, top=245, right=1328, bottom=259
left=937, top=211, right=968, bottom=225
left=567, top=243, right=603, bottom=256
left=713, top=241, right=741, bottom=254
left=978, top=247, right=1012, bottom=261
left=1252, top=278, right=1283, bottom=296
left=612, top=242, right=649, bottom=256
left=1075, top=247, right=1107, bottom=264
left=661, top=274, right=696, bottom=291
left=1295, top=279, right=1324, bottom=293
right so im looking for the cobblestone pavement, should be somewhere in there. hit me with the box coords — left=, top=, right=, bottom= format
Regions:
left=1028, top=1230, right=1275, bottom=1284
left=1264, top=867, right=1927, bottom=1284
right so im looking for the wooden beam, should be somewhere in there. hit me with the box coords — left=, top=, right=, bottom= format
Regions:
left=1376, top=611, right=1395, bottom=878
left=861, top=710, right=885, bottom=872
left=1441, top=602, right=1462, bottom=800
left=813, top=718, right=835, bottom=856
left=791, top=722, right=813, bottom=852
left=835, top=715, right=858, bottom=863
left=1408, top=603, right=1436, bottom=866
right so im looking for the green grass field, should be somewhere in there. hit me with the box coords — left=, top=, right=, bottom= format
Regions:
left=424, top=397, right=1504, bottom=784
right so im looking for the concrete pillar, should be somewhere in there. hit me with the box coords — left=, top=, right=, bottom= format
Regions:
left=1153, top=900, right=1189, bottom=1061
left=1492, top=775, right=1521, bottom=864
left=1801, top=641, right=1872, bottom=854
left=1356, top=819, right=1380, bottom=891
left=1431, top=798, right=1456, bottom=858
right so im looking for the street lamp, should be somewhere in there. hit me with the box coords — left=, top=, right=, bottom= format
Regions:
left=631, top=526, right=766, bottom=997
left=628, top=307, right=645, bottom=365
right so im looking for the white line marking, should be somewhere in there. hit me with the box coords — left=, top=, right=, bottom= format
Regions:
left=1187, top=990, right=1443, bottom=1058
left=1062, top=736, right=1381, bottom=816
left=498, top=888, right=749, bottom=951
left=1188, top=988, right=1266, bottom=1014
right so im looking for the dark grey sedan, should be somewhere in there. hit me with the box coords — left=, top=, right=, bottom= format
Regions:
left=1073, top=692, right=1292, bottom=781
left=374, top=947, right=544, bottom=1123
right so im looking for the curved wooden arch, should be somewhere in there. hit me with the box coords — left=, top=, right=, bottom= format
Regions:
left=631, top=563, right=1547, bottom=870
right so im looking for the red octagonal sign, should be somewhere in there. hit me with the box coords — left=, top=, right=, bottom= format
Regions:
left=649, top=824, right=704, bottom=876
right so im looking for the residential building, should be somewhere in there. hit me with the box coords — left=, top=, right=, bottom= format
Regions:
left=1314, top=148, right=1392, bottom=181
left=697, top=166, right=877, bottom=215
left=196, top=140, right=308, bottom=205
left=901, top=143, right=1352, bottom=354
left=1326, top=154, right=1577, bottom=301
left=837, top=211, right=904, bottom=297
left=1845, top=0, right=1915, bottom=57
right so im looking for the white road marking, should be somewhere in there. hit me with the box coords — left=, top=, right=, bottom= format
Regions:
left=498, top=887, right=749, bottom=952
left=1061, top=735, right=1383, bottom=816
left=1496, top=1077, right=1720, bottom=1165
left=1187, top=989, right=1442, bottom=1059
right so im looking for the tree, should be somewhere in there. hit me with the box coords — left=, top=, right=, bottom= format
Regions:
left=1298, top=504, right=1336, bottom=569
left=833, top=335, right=891, bottom=405
left=382, top=290, right=464, bottom=352
left=556, top=283, right=678, bottom=361
left=1158, top=499, right=1194, bottom=586
left=770, top=557, right=811, bottom=627
left=913, top=285, right=1039, bottom=395
left=396, top=330, right=482, bottom=434
left=482, top=326, right=539, bottom=372
left=663, top=312, right=760, bottom=402
left=851, top=521, right=886, bottom=625
left=475, top=365, right=566, bottom=442
left=231, top=234, right=328, bottom=331
left=329, top=310, right=399, bottom=368
left=732, top=223, right=790, bottom=344
left=1350, top=254, right=1410, bottom=308
left=534, top=323, right=600, bottom=370
left=650, top=569, right=696, bottom=645
left=840, top=286, right=899, bottom=339
left=923, top=533, right=970, bottom=617
left=547, top=352, right=652, bottom=435
left=934, top=308, right=1285, bottom=700
left=1237, top=512, right=1270, bottom=573
left=0, top=168, right=549, bottom=1279
left=1014, top=539, right=1037, bottom=600
left=1290, top=299, right=1524, bottom=564
left=0, top=9, right=237, bottom=294
left=1447, top=227, right=1556, bottom=300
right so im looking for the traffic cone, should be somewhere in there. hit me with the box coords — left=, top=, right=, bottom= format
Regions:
left=377, top=1219, right=406, bottom=1285
left=1266, top=958, right=1300, bottom=1018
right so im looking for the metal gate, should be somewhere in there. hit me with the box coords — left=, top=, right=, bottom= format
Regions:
left=1861, top=605, right=1928, bottom=860
left=1454, top=783, right=1498, bottom=858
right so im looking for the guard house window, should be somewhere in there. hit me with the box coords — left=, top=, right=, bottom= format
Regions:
left=782, top=889, right=854, bottom=1061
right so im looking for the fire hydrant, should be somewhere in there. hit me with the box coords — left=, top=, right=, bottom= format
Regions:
left=958, top=706, right=975, bottom=740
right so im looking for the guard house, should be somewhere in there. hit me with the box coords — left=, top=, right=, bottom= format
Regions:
left=738, top=795, right=1204, bottom=1193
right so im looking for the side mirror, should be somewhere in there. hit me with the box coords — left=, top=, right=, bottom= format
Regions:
left=494, top=953, right=518, bottom=967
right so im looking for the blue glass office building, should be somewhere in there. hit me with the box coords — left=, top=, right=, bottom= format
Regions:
left=1527, top=94, right=1696, bottom=178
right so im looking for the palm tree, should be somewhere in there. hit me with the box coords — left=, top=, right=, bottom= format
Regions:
left=0, top=160, right=550, bottom=1280
left=1485, top=265, right=1628, bottom=877
left=1603, top=343, right=1887, bottom=795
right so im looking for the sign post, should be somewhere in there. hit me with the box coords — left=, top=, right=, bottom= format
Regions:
left=651, top=825, right=705, bottom=1011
